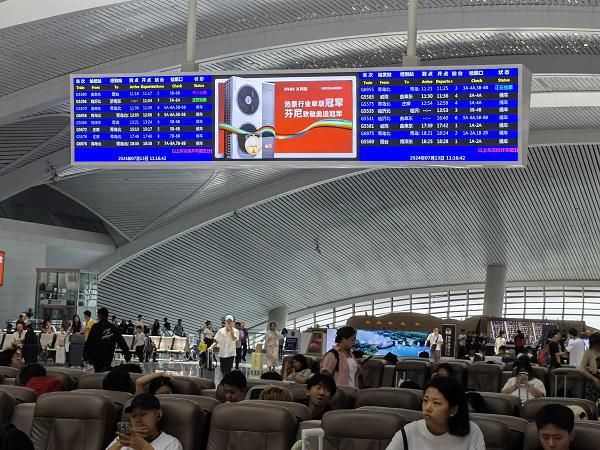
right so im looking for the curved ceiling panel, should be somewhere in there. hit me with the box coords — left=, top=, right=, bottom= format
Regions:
left=0, top=116, right=69, bottom=171
left=99, top=144, right=600, bottom=329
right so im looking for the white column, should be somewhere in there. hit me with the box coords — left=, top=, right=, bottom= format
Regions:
left=483, top=265, right=507, bottom=317
left=268, top=307, right=289, bottom=330
left=181, top=0, right=198, bottom=72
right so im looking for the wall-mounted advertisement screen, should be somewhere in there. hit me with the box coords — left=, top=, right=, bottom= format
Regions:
left=354, top=329, right=429, bottom=357
left=70, top=65, right=530, bottom=167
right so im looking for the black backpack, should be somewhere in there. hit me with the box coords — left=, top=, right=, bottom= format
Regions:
left=0, top=423, right=34, bottom=450
left=326, top=349, right=340, bottom=375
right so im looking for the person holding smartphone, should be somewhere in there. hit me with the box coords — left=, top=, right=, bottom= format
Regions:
left=208, top=315, right=238, bottom=376
left=501, top=358, right=545, bottom=404
left=106, top=393, right=182, bottom=450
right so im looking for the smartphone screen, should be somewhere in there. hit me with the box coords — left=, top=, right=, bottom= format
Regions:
left=117, top=422, right=131, bottom=435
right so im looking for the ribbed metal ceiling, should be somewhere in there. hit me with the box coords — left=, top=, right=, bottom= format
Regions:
left=0, top=116, right=69, bottom=171
left=99, top=144, right=600, bottom=328
left=1, top=0, right=600, bottom=98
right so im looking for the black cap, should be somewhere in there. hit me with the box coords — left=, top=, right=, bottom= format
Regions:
left=124, top=393, right=160, bottom=413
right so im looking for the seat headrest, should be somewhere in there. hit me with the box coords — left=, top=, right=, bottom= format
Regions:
left=522, top=397, right=598, bottom=421
left=210, top=402, right=297, bottom=432
left=0, top=385, right=37, bottom=403
left=77, top=373, right=107, bottom=390
left=322, top=409, right=406, bottom=440
left=355, top=388, right=421, bottom=410
left=73, top=389, right=133, bottom=405
left=0, top=390, right=16, bottom=423
left=34, top=392, right=115, bottom=419
left=242, top=400, right=311, bottom=421
left=157, top=394, right=220, bottom=412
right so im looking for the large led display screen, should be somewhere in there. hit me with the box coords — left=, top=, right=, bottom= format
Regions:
left=354, top=329, right=429, bottom=357
left=71, top=65, right=529, bottom=166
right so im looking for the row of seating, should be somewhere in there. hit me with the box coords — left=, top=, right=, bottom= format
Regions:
left=1, top=388, right=599, bottom=450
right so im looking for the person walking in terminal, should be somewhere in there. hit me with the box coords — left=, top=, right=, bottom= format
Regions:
left=579, top=331, right=600, bottom=404
left=425, top=327, right=443, bottom=364
left=208, top=315, right=238, bottom=376
left=566, top=328, right=585, bottom=369
left=264, top=321, right=283, bottom=371
left=386, top=377, right=485, bottom=450
left=84, top=307, right=131, bottom=372
left=83, top=310, right=95, bottom=341
left=494, top=330, right=507, bottom=355
left=321, top=326, right=360, bottom=387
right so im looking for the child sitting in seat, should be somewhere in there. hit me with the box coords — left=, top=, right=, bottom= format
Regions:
left=106, top=393, right=182, bottom=450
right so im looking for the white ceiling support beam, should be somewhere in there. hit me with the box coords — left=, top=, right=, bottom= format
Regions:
left=531, top=92, right=600, bottom=108
left=529, top=129, right=600, bottom=146
left=90, top=169, right=364, bottom=278
left=3, top=6, right=600, bottom=124
left=0, top=147, right=69, bottom=202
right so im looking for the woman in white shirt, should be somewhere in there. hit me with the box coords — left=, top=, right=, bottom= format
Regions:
left=386, top=376, right=485, bottom=450
left=264, top=322, right=284, bottom=371
left=494, top=330, right=506, bottom=355
left=501, top=358, right=545, bottom=404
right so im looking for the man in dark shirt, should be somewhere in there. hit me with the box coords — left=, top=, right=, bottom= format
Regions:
left=299, top=373, right=336, bottom=420
left=84, top=307, right=131, bottom=372
left=548, top=330, right=566, bottom=369
left=163, top=317, right=171, bottom=331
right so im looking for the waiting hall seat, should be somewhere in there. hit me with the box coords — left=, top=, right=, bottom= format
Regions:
left=469, top=415, right=512, bottom=450
left=0, top=366, right=19, bottom=378
left=359, top=359, right=386, bottom=388
left=77, top=373, right=108, bottom=390
left=73, top=389, right=133, bottom=406
left=478, top=392, right=522, bottom=416
left=187, top=376, right=215, bottom=391
left=357, top=406, right=423, bottom=423
left=0, top=385, right=37, bottom=403
left=531, top=366, right=549, bottom=391
left=395, top=360, right=430, bottom=388
left=355, top=387, right=421, bottom=410
left=171, top=376, right=202, bottom=395
left=30, top=392, right=117, bottom=450
left=46, top=367, right=86, bottom=380
left=471, top=413, right=528, bottom=450
left=467, top=363, right=503, bottom=392
left=322, top=409, right=407, bottom=450
left=0, top=390, right=17, bottom=423
left=123, top=396, right=210, bottom=450
left=523, top=421, right=600, bottom=450
left=157, top=393, right=220, bottom=412
left=206, top=402, right=297, bottom=450
left=243, top=400, right=311, bottom=421
left=432, top=360, right=470, bottom=385
left=521, top=397, right=598, bottom=421
left=158, top=336, right=174, bottom=352
left=11, top=402, right=35, bottom=435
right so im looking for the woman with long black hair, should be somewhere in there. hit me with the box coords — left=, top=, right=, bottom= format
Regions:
left=386, top=376, right=485, bottom=450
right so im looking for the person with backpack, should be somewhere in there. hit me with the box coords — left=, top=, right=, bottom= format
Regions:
left=321, top=326, right=360, bottom=387
left=547, top=330, right=566, bottom=370
left=513, top=330, right=526, bottom=356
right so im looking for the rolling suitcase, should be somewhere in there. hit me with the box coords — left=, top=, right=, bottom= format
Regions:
left=68, top=334, right=85, bottom=367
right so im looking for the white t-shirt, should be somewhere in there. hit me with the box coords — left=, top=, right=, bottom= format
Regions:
left=426, top=333, right=443, bottom=351
left=494, top=337, right=506, bottom=355
left=214, top=327, right=239, bottom=358
left=134, top=332, right=146, bottom=347
left=386, top=419, right=485, bottom=450
left=502, top=376, right=546, bottom=403
left=106, top=431, right=182, bottom=450
left=567, top=338, right=585, bottom=368
left=347, top=356, right=358, bottom=388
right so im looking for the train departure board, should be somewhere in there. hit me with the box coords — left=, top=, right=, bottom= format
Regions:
left=357, top=67, right=526, bottom=164
left=72, top=74, right=213, bottom=163
left=70, top=65, right=530, bottom=167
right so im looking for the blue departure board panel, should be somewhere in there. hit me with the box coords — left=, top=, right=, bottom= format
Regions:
left=357, top=66, right=529, bottom=165
left=71, top=74, right=213, bottom=163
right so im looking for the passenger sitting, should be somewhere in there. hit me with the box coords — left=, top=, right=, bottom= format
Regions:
left=0, top=348, right=22, bottom=369
left=259, top=385, right=293, bottom=402
left=465, top=391, right=487, bottom=413
left=19, top=363, right=62, bottom=396
left=299, top=373, right=336, bottom=420
left=136, top=372, right=174, bottom=395
left=496, top=345, right=507, bottom=358
left=501, top=358, right=545, bottom=403
left=221, top=370, right=247, bottom=402
left=386, top=376, right=485, bottom=450
left=432, top=363, right=453, bottom=378
left=466, top=348, right=483, bottom=363
left=260, top=371, right=283, bottom=381
left=282, top=354, right=312, bottom=383
left=535, top=404, right=575, bottom=450
left=103, top=367, right=134, bottom=393
left=106, top=393, right=182, bottom=450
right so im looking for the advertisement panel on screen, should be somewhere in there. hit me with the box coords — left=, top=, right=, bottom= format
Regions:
left=354, top=329, right=429, bottom=357
left=214, top=75, right=356, bottom=160
left=70, top=65, right=530, bottom=167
